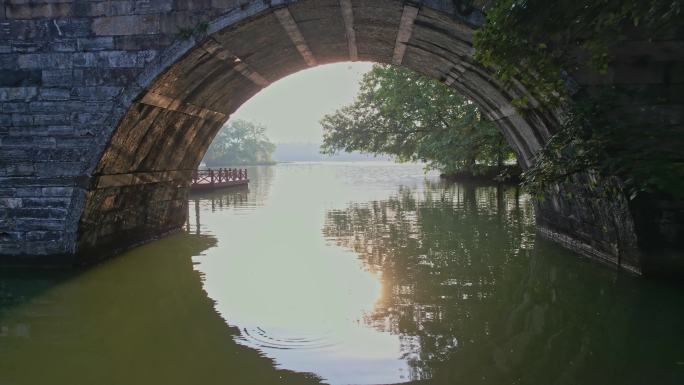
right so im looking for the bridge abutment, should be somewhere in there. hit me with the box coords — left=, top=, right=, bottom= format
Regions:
left=0, top=0, right=682, bottom=275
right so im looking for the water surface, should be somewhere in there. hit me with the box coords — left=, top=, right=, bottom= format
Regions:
left=1, top=162, right=682, bottom=385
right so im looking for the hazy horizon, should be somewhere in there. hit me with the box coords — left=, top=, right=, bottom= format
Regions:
left=230, top=62, right=375, bottom=144
left=272, top=142, right=392, bottom=162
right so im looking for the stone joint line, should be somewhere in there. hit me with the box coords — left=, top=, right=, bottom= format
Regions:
left=339, top=0, right=358, bottom=61
left=443, top=64, right=467, bottom=86
left=489, top=106, right=518, bottom=122
left=392, top=5, right=419, bottom=65
left=139, top=92, right=227, bottom=122
left=200, top=39, right=270, bottom=88
left=95, top=170, right=194, bottom=189
left=274, top=7, right=318, bottom=67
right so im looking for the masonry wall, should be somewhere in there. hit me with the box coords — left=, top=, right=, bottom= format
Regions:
left=0, top=0, right=503, bottom=265
left=0, top=0, right=276, bottom=264
left=0, top=0, right=682, bottom=274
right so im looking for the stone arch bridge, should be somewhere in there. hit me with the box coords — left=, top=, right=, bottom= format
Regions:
left=0, top=0, right=682, bottom=275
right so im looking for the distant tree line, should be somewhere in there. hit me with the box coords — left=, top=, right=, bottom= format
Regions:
left=203, top=119, right=276, bottom=167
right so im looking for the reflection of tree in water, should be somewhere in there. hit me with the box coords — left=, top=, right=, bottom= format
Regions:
left=324, top=182, right=534, bottom=381
left=323, top=182, right=684, bottom=385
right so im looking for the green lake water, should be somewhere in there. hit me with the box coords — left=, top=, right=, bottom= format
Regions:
left=1, top=162, right=682, bottom=385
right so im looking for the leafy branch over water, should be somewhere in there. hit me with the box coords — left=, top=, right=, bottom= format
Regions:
left=320, top=65, right=515, bottom=179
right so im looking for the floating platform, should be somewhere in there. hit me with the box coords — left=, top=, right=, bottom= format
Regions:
left=190, top=168, right=249, bottom=192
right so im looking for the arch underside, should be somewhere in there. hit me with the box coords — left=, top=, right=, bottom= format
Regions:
left=77, top=0, right=558, bottom=260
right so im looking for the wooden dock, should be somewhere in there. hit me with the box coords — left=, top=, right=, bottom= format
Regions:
left=191, top=168, right=249, bottom=192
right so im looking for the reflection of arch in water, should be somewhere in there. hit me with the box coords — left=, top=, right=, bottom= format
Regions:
left=323, top=183, right=684, bottom=384
left=0, top=232, right=322, bottom=385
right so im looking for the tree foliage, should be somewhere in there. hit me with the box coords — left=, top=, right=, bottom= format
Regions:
left=475, top=0, right=682, bottom=106
left=474, top=0, right=684, bottom=198
left=203, top=119, right=276, bottom=166
left=320, top=65, right=514, bottom=176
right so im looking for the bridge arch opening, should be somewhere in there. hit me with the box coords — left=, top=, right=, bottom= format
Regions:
left=76, top=0, right=559, bottom=262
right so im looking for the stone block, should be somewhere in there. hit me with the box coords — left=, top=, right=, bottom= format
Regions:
left=135, top=0, right=175, bottom=14
left=71, top=111, right=108, bottom=125
left=175, top=0, right=214, bottom=11
left=0, top=86, right=38, bottom=101
left=51, top=19, right=92, bottom=38
left=22, top=197, right=70, bottom=208
left=5, top=20, right=44, bottom=40
left=0, top=102, right=29, bottom=113
left=46, top=125, right=76, bottom=135
left=12, top=41, right=50, bottom=53
left=0, top=148, right=30, bottom=162
left=34, top=113, right=70, bottom=125
left=0, top=198, right=22, bottom=209
left=35, top=162, right=85, bottom=177
left=0, top=231, right=23, bottom=242
left=73, top=51, right=151, bottom=68
left=26, top=231, right=63, bottom=241
left=114, top=35, right=175, bottom=50
left=42, top=69, right=73, bottom=86
left=77, top=37, right=115, bottom=51
left=29, top=100, right=112, bottom=113
left=49, top=39, right=76, bottom=52
left=0, top=54, right=18, bottom=69
left=12, top=208, right=69, bottom=220
left=5, top=19, right=88, bottom=40
left=92, top=15, right=160, bottom=36
left=211, top=0, right=241, bottom=9
left=0, top=69, right=41, bottom=86
left=83, top=1, right=135, bottom=17
left=27, top=239, right=67, bottom=255
left=14, top=188, right=42, bottom=198
left=0, top=188, right=18, bottom=197
left=0, top=135, right=56, bottom=147
left=10, top=113, right=33, bottom=125
left=0, top=242, right=24, bottom=255
left=35, top=147, right=89, bottom=162
left=54, top=136, right=97, bottom=148
left=78, top=68, right=138, bottom=86
left=39, top=88, right=70, bottom=100
left=5, top=163, right=35, bottom=176
left=71, top=86, right=122, bottom=101
left=17, top=53, right=73, bottom=69
left=13, top=218, right=65, bottom=231
left=0, top=113, right=10, bottom=125
left=5, top=3, right=73, bottom=19
left=42, top=187, right=73, bottom=197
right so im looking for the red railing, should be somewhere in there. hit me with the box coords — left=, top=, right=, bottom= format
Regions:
left=192, top=168, right=248, bottom=186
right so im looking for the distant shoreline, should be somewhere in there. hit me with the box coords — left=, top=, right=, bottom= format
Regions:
left=201, top=161, right=277, bottom=168
left=201, top=159, right=405, bottom=167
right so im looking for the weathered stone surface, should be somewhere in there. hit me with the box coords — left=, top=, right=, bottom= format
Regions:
left=0, top=0, right=681, bottom=276
left=41, top=69, right=73, bottom=86
left=92, top=15, right=161, bottom=36
left=5, top=3, right=73, bottom=20
left=77, top=36, right=115, bottom=51
left=0, top=69, right=41, bottom=86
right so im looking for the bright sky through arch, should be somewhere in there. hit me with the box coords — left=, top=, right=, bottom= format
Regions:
left=230, top=62, right=374, bottom=144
